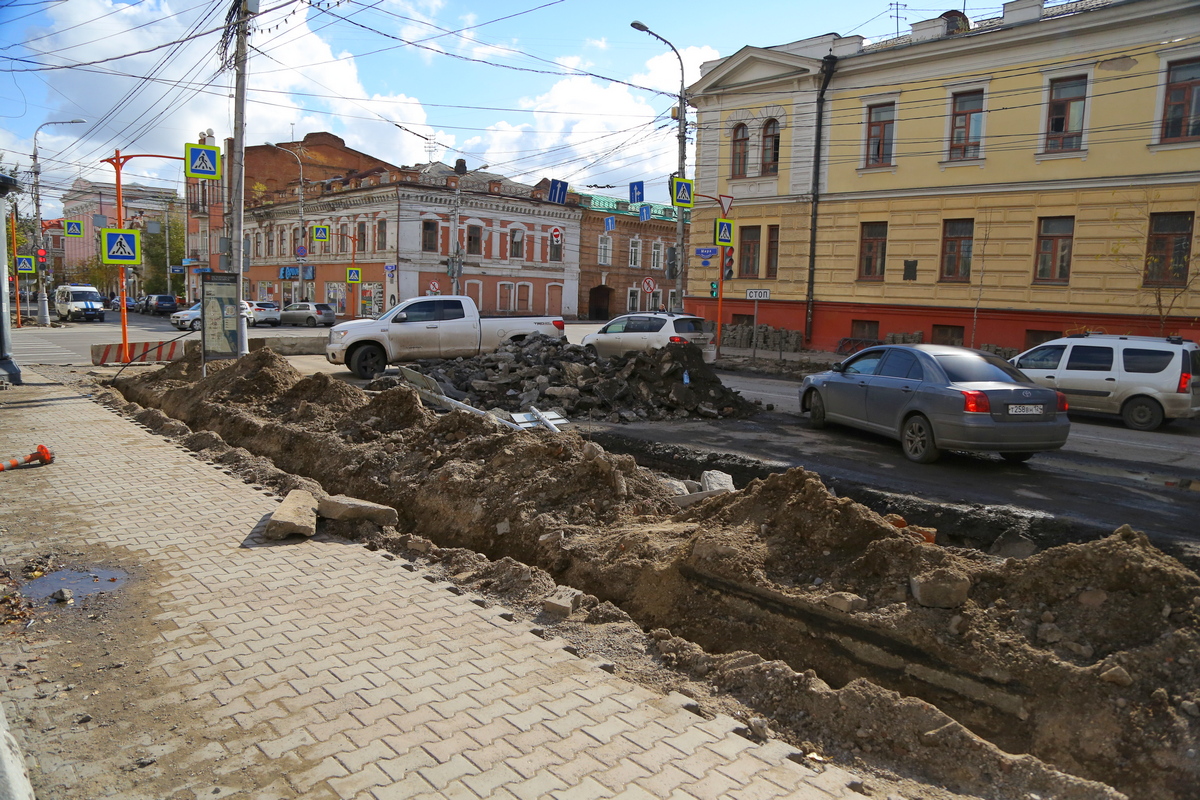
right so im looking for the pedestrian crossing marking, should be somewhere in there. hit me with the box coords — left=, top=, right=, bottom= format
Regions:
left=100, top=228, right=141, bottom=264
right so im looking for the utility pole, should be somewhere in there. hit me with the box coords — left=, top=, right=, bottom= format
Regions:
left=0, top=172, right=22, bottom=385
left=448, top=160, right=487, bottom=296
left=227, top=0, right=255, bottom=355
left=31, top=118, right=86, bottom=324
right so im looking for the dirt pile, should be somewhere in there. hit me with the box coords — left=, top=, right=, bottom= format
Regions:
left=101, top=348, right=1200, bottom=800
left=366, top=334, right=756, bottom=422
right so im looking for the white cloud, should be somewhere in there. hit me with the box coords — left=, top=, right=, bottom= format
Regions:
left=585, top=37, right=608, bottom=50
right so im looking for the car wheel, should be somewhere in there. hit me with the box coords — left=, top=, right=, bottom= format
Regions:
left=98, top=315, right=105, bottom=323
left=190, top=319, right=201, bottom=331
left=807, top=390, right=827, bottom=429
left=583, top=344, right=599, bottom=360
left=901, top=414, right=940, bottom=463
left=350, top=345, right=386, bottom=380
left=305, top=316, right=317, bottom=327
left=271, top=320, right=280, bottom=327
left=1121, top=397, right=1164, bottom=431
left=1001, top=452, right=1034, bottom=463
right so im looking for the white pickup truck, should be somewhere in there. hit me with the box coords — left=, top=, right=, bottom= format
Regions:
left=327, top=295, right=567, bottom=379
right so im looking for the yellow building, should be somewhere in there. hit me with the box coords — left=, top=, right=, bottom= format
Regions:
left=687, top=0, right=1200, bottom=352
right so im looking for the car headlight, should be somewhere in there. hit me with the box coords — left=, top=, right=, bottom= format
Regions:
left=331, top=330, right=347, bottom=340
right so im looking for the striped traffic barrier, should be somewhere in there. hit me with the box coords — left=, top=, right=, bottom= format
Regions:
left=90, top=340, right=185, bottom=366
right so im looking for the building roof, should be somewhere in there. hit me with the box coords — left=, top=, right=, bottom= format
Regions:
left=573, top=192, right=685, bottom=222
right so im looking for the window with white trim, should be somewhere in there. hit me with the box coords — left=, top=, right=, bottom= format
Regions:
left=651, top=241, right=663, bottom=270
left=628, top=239, right=641, bottom=269
left=598, top=234, right=611, bottom=265
left=627, top=288, right=639, bottom=312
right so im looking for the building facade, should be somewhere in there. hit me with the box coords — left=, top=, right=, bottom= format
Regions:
left=573, top=193, right=684, bottom=319
left=240, top=152, right=580, bottom=318
left=688, top=0, right=1200, bottom=351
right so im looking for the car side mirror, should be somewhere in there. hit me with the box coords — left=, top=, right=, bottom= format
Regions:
left=392, top=312, right=407, bottom=323
left=831, top=362, right=845, bottom=373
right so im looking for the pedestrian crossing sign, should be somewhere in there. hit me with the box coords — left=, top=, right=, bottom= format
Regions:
left=311, top=225, right=330, bottom=242
left=15, top=256, right=34, bottom=273
left=346, top=268, right=361, bottom=284
left=64, top=220, right=84, bottom=237
left=670, top=177, right=694, bottom=208
left=714, top=218, right=735, bottom=247
left=100, top=229, right=141, bottom=264
left=184, top=142, right=221, bottom=179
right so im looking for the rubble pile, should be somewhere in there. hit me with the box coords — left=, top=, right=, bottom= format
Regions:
left=101, top=347, right=1200, bottom=800
left=366, top=334, right=757, bottom=422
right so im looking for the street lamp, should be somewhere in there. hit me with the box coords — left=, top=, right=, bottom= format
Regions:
left=32, top=118, right=86, bottom=324
left=265, top=142, right=308, bottom=299
left=631, top=21, right=687, bottom=303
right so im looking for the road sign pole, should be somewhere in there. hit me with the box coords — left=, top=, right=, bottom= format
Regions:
left=752, top=299, right=759, bottom=360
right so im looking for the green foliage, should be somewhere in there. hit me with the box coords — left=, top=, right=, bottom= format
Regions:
left=138, top=208, right=186, bottom=294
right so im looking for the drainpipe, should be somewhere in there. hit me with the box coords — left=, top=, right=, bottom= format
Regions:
left=804, top=54, right=839, bottom=343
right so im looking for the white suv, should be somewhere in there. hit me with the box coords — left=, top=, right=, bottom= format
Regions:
left=247, top=301, right=281, bottom=327
left=581, top=313, right=716, bottom=363
left=1011, top=334, right=1200, bottom=430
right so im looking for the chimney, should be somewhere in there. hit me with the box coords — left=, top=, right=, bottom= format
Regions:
left=910, top=17, right=948, bottom=42
left=1002, top=0, right=1043, bottom=26
left=454, top=158, right=467, bottom=175
left=488, top=180, right=503, bottom=194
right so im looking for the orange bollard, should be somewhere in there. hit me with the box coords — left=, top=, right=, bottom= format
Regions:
left=0, top=445, right=54, bottom=472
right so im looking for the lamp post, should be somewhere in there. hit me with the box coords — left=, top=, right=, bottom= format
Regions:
left=265, top=142, right=307, bottom=299
left=631, top=21, right=687, bottom=302
left=32, top=118, right=86, bottom=324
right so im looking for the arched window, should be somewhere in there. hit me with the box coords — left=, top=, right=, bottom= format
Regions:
left=731, top=124, right=749, bottom=178
left=761, top=119, right=780, bottom=175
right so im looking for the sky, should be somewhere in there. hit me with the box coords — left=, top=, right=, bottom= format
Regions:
left=0, top=0, right=1014, bottom=218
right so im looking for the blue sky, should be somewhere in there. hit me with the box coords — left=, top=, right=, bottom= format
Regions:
left=0, top=0, right=1012, bottom=216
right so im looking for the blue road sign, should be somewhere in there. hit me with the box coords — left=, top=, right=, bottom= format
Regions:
left=346, top=268, right=361, bottom=284
left=311, top=225, right=330, bottom=242
left=64, top=220, right=83, bottom=237
left=548, top=179, right=568, bottom=204
left=695, top=246, right=719, bottom=259
left=100, top=229, right=140, bottom=264
left=639, top=205, right=652, bottom=222
left=670, top=178, right=694, bottom=208
left=15, top=256, right=34, bottom=273
left=629, top=181, right=644, bottom=203
left=169, top=265, right=185, bottom=274
left=604, top=216, right=616, bottom=232
left=184, top=143, right=221, bottom=179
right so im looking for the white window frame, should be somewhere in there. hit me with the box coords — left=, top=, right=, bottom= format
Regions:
left=628, top=238, right=642, bottom=269
left=626, top=288, right=639, bottom=312
left=667, top=289, right=678, bottom=311
left=1036, top=65, right=1094, bottom=161
left=508, top=227, right=526, bottom=260
left=598, top=234, right=612, bottom=266
left=515, top=281, right=534, bottom=312
left=496, top=281, right=516, bottom=311
left=650, top=241, right=663, bottom=270
left=940, top=78, right=990, bottom=168
left=649, top=290, right=662, bottom=310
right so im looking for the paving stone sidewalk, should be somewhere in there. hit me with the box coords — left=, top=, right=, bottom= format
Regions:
left=0, top=371, right=863, bottom=799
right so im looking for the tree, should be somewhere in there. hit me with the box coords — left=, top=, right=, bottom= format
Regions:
left=139, top=207, right=187, bottom=295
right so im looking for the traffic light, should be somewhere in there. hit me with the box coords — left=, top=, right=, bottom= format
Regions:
left=723, top=247, right=734, bottom=281
left=36, top=248, right=47, bottom=265
left=709, top=281, right=718, bottom=298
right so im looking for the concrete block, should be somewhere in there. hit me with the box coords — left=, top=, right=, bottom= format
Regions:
left=823, top=592, right=867, bottom=613
left=543, top=587, right=582, bottom=617
left=265, top=490, right=319, bottom=539
left=317, top=494, right=398, bottom=526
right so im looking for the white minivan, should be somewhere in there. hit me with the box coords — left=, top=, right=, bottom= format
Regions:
left=53, top=284, right=106, bottom=322
left=1011, top=333, right=1200, bottom=430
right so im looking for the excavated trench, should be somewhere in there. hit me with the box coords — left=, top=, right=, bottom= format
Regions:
left=102, top=348, right=1200, bottom=800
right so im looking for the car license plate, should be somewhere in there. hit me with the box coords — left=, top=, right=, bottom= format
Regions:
left=1008, top=404, right=1043, bottom=415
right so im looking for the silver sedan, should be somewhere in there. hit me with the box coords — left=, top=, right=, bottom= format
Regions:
left=798, top=344, right=1070, bottom=463
left=281, top=302, right=336, bottom=327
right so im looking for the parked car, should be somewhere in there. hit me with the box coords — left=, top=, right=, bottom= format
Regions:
left=146, top=295, right=179, bottom=316
left=134, top=295, right=150, bottom=313
left=1010, top=333, right=1200, bottom=431
left=246, top=301, right=281, bottom=327
left=171, top=303, right=202, bottom=331
left=281, top=302, right=336, bottom=327
left=580, top=312, right=716, bottom=363
left=799, top=344, right=1070, bottom=464
left=328, top=295, right=566, bottom=379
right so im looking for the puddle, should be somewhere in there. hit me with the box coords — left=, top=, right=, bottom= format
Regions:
left=21, top=569, right=128, bottom=605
